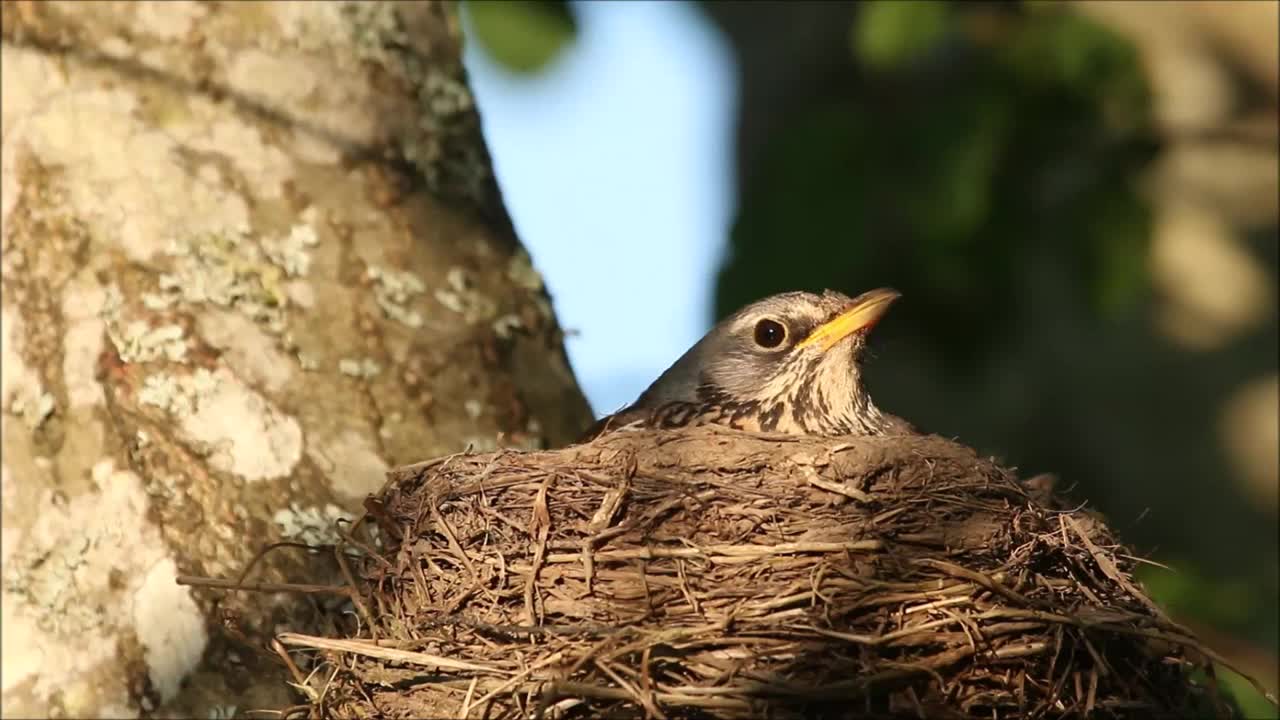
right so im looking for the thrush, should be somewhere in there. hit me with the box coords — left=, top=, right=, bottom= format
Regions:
left=582, top=287, right=917, bottom=440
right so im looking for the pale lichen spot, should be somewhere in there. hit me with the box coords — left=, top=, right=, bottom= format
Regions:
left=464, top=399, right=484, bottom=420
left=338, top=357, right=382, bottom=379
left=492, top=313, right=523, bottom=339
left=137, top=369, right=218, bottom=417
left=1, top=307, right=54, bottom=430
left=137, top=373, right=182, bottom=413
left=273, top=0, right=350, bottom=48
left=131, top=558, right=207, bottom=704
left=435, top=267, right=498, bottom=324
left=225, top=48, right=319, bottom=108
left=61, top=277, right=108, bottom=409
left=168, top=110, right=294, bottom=201
left=261, top=222, right=319, bottom=278
left=178, top=369, right=303, bottom=482
left=197, top=311, right=294, bottom=394
left=378, top=411, right=403, bottom=440
left=367, top=265, right=426, bottom=328
left=0, top=464, right=19, bottom=566
left=97, top=35, right=135, bottom=61
left=424, top=69, right=475, bottom=117
left=273, top=502, right=355, bottom=546
left=13, top=392, right=55, bottom=431
left=1, top=307, right=34, bottom=407
left=107, top=318, right=188, bottom=365
left=506, top=249, right=545, bottom=292
left=286, top=280, right=316, bottom=310
left=134, top=1, right=208, bottom=40
left=287, top=128, right=344, bottom=166
left=306, top=429, right=390, bottom=499
left=434, top=287, right=465, bottom=314
left=446, top=266, right=469, bottom=293
left=140, top=292, right=177, bottom=311
left=1, top=46, right=70, bottom=228
left=340, top=0, right=411, bottom=65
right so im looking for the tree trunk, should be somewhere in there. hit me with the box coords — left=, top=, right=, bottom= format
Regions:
left=0, top=1, right=592, bottom=715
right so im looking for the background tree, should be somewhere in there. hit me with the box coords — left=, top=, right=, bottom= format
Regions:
left=1, top=2, right=590, bottom=715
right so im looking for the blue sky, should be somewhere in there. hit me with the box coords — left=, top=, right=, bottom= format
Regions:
left=463, top=2, right=737, bottom=417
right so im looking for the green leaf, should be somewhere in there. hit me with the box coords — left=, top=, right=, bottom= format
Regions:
left=853, top=0, right=951, bottom=70
left=465, top=0, right=576, bottom=75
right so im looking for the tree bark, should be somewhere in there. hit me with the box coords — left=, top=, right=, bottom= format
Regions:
left=0, top=1, right=592, bottom=715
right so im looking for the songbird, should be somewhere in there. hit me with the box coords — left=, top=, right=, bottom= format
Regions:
left=582, top=287, right=917, bottom=440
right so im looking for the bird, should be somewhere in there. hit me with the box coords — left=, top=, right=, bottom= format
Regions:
left=581, top=287, right=917, bottom=441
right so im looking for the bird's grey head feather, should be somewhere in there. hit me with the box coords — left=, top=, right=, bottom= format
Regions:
left=630, top=290, right=890, bottom=434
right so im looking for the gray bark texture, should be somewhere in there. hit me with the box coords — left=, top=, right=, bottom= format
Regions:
left=0, top=1, right=593, bottom=715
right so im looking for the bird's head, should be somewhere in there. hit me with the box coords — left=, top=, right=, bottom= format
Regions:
left=633, top=287, right=901, bottom=435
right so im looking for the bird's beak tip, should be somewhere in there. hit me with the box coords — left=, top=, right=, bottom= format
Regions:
left=798, top=287, right=901, bottom=352
left=860, top=287, right=903, bottom=312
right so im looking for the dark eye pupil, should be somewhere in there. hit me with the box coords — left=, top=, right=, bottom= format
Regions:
left=754, top=319, right=786, bottom=348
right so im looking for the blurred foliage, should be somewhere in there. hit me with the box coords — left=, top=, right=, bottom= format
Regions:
left=464, top=0, right=576, bottom=74
left=854, top=0, right=951, bottom=70
left=717, top=1, right=1157, bottom=367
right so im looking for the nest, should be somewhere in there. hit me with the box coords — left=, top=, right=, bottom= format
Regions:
left=275, top=426, right=1253, bottom=718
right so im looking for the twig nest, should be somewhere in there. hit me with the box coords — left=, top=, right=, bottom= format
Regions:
left=299, top=427, right=1231, bottom=718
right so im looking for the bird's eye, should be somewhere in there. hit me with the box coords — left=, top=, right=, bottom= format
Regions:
left=753, top=318, right=787, bottom=348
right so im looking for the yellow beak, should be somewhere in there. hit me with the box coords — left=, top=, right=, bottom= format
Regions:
left=796, top=288, right=901, bottom=352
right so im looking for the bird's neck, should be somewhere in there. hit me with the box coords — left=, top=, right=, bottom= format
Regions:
left=830, top=385, right=893, bottom=435
left=849, top=393, right=918, bottom=436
